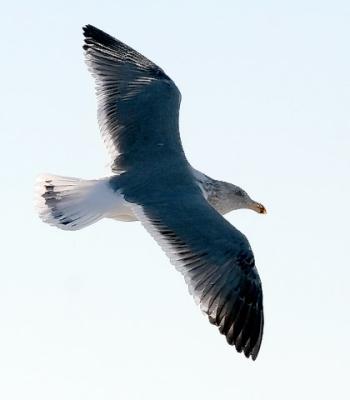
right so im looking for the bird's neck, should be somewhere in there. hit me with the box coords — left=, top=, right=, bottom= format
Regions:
left=191, top=168, right=230, bottom=214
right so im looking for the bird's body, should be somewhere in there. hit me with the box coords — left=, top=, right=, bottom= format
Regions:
left=37, top=166, right=265, bottom=226
left=36, top=25, right=267, bottom=360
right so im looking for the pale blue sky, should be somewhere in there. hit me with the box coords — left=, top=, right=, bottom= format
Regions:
left=1, top=1, right=350, bottom=399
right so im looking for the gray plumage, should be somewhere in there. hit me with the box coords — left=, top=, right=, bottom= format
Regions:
left=83, top=25, right=184, bottom=174
left=35, top=25, right=267, bottom=360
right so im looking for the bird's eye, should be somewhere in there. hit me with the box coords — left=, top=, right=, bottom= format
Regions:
left=236, top=189, right=244, bottom=196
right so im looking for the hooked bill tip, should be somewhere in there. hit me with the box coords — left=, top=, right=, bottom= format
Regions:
left=253, top=202, right=267, bottom=214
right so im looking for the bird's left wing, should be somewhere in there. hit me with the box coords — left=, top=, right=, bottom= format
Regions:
left=131, top=192, right=264, bottom=360
left=83, top=25, right=185, bottom=173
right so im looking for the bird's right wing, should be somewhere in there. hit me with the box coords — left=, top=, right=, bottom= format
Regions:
left=131, top=192, right=264, bottom=360
left=83, top=25, right=185, bottom=173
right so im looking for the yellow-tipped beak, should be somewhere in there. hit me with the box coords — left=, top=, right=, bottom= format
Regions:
left=252, top=202, right=267, bottom=214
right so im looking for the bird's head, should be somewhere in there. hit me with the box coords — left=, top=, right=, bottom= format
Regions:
left=193, top=169, right=267, bottom=216
left=215, top=181, right=267, bottom=214
left=228, top=184, right=267, bottom=215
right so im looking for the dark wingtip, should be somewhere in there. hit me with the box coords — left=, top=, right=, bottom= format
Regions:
left=223, top=299, right=263, bottom=361
left=81, top=24, right=171, bottom=82
left=82, top=24, right=99, bottom=38
left=82, top=24, right=117, bottom=49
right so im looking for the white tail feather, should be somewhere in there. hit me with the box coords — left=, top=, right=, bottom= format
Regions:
left=35, top=174, right=121, bottom=230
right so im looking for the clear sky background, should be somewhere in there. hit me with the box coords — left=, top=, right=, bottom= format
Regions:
left=1, top=1, right=350, bottom=399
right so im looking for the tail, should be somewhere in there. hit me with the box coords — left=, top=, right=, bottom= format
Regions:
left=35, top=174, right=118, bottom=230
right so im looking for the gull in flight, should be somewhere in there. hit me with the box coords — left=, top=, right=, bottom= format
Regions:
left=36, top=25, right=267, bottom=360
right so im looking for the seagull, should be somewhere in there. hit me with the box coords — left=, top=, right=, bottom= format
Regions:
left=35, top=25, right=267, bottom=360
